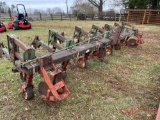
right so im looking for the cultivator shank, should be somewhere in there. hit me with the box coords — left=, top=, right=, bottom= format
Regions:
left=107, top=22, right=144, bottom=48
left=38, top=58, right=70, bottom=101
left=31, top=35, right=54, bottom=52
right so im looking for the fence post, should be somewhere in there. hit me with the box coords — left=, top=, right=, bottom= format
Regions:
left=50, top=13, right=53, bottom=21
left=127, top=11, right=130, bottom=22
left=69, top=14, right=71, bottom=21
left=142, top=10, right=146, bottom=24
left=8, top=8, right=12, bottom=20
left=39, top=12, right=42, bottom=20
left=61, top=14, right=62, bottom=20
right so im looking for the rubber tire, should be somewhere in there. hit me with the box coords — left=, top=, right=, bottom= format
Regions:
left=12, top=23, right=19, bottom=30
left=127, top=39, right=138, bottom=48
left=22, top=87, right=34, bottom=100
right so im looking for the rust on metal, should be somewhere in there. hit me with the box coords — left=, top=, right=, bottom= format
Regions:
left=4, top=22, right=144, bottom=103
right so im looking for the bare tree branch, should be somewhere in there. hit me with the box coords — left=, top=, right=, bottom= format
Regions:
left=88, top=0, right=99, bottom=8
left=103, top=0, right=107, bottom=4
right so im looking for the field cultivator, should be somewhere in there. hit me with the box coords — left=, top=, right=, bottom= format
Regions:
left=3, top=22, right=144, bottom=103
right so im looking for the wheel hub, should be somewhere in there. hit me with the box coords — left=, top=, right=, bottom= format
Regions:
left=127, top=39, right=138, bottom=48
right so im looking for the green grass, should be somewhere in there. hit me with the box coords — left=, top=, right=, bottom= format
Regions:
left=0, top=20, right=160, bottom=120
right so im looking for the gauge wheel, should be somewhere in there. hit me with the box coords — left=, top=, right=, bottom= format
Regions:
left=127, top=39, right=138, bottom=48
left=22, top=86, right=34, bottom=100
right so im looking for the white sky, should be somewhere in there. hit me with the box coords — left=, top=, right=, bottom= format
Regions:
left=4, top=0, right=122, bottom=13
left=4, top=0, right=73, bottom=12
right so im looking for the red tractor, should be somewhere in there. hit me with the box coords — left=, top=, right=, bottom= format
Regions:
left=0, top=21, right=6, bottom=32
left=7, top=4, right=31, bottom=30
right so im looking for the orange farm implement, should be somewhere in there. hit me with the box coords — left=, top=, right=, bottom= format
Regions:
left=5, top=22, right=144, bottom=103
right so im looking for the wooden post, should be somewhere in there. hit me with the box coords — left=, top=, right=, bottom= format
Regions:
left=119, top=10, right=122, bottom=22
left=127, top=11, right=130, bottom=22
left=61, top=14, right=62, bottom=20
left=8, top=7, right=12, bottom=20
left=69, top=14, right=71, bottom=21
left=142, top=10, right=146, bottom=24
left=51, top=13, right=53, bottom=21
left=40, top=12, right=42, bottom=20
left=147, top=10, right=151, bottom=23
left=115, top=13, right=116, bottom=21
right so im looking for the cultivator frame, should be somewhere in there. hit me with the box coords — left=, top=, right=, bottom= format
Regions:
left=4, top=22, right=144, bottom=103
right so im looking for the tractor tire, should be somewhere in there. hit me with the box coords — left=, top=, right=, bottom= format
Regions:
left=22, top=86, right=34, bottom=100
left=12, top=23, right=19, bottom=30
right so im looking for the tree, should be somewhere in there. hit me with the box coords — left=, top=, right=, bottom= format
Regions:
left=52, top=7, right=62, bottom=14
left=71, top=0, right=85, bottom=15
left=71, top=0, right=97, bottom=16
left=46, top=8, right=52, bottom=14
left=150, top=0, right=160, bottom=9
left=88, top=0, right=107, bottom=19
left=0, top=1, right=8, bottom=13
left=123, top=0, right=156, bottom=9
left=11, top=4, right=15, bottom=12
left=33, top=9, right=40, bottom=14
